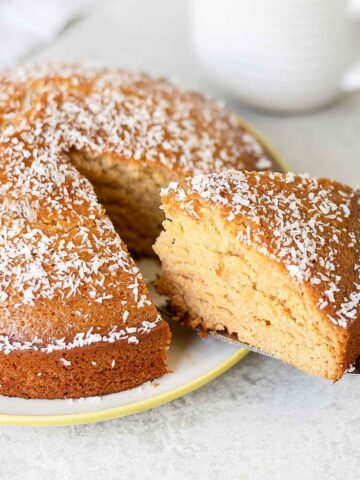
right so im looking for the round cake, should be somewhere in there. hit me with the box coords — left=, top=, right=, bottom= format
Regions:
left=0, top=64, right=275, bottom=399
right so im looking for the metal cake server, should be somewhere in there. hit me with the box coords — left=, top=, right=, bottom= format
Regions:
left=158, top=306, right=360, bottom=375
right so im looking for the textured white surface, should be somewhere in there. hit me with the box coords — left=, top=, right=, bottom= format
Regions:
left=1, top=1, right=360, bottom=479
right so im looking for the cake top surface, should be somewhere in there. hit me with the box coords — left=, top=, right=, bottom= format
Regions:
left=0, top=63, right=274, bottom=176
left=0, top=139, right=162, bottom=353
left=162, top=170, right=360, bottom=329
left=0, top=138, right=164, bottom=352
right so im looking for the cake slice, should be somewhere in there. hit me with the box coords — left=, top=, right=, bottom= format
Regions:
left=154, top=170, right=360, bottom=380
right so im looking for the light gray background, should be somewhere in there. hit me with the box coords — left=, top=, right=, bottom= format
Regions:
left=1, top=1, right=360, bottom=479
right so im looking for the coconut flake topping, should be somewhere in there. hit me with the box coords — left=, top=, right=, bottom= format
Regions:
left=0, top=63, right=272, bottom=176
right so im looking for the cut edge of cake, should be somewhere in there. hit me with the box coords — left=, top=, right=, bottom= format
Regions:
left=154, top=169, right=360, bottom=381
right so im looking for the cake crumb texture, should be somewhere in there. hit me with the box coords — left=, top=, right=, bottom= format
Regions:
left=155, top=170, right=359, bottom=380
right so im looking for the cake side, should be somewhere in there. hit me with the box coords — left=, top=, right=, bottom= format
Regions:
left=154, top=170, right=359, bottom=380
left=0, top=320, right=169, bottom=399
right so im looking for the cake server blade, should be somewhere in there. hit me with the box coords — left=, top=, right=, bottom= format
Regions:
left=158, top=306, right=360, bottom=375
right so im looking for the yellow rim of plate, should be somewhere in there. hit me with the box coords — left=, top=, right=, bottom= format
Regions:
left=236, top=115, right=287, bottom=173
left=0, top=348, right=249, bottom=426
left=0, top=116, right=287, bottom=427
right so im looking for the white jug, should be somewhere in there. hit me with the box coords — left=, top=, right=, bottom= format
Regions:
left=191, top=0, right=360, bottom=113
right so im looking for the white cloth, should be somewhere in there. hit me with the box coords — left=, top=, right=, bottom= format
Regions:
left=0, top=0, right=92, bottom=69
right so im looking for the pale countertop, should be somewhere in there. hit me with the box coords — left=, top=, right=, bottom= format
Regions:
left=1, top=1, right=360, bottom=479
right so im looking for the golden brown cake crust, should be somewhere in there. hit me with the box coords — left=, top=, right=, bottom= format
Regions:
left=0, top=146, right=164, bottom=348
left=0, top=63, right=274, bottom=175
